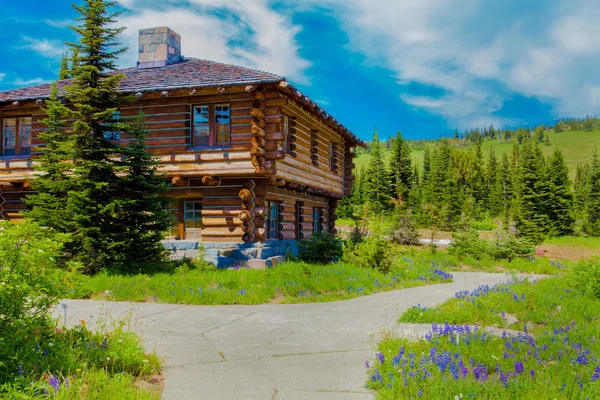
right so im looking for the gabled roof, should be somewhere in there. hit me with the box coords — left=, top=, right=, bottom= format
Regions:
left=0, top=58, right=283, bottom=103
left=0, top=58, right=366, bottom=147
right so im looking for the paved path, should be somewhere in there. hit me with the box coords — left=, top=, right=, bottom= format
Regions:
left=55, top=272, right=521, bottom=400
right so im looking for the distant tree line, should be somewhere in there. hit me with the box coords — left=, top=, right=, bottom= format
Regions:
left=340, top=129, right=600, bottom=243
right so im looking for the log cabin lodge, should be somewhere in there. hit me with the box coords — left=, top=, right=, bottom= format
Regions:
left=0, top=27, right=365, bottom=267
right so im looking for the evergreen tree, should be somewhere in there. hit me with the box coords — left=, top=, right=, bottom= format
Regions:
left=388, top=131, right=413, bottom=202
left=573, top=162, right=589, bottom=219
left=544, top=132, right=551, bottom=146
left=470, top=144, right=487, bottom=212
left=110, top=113, right=172, bottom=272
left=363, top=129, right=391, bottom=213
left=585, top=148, right=600, bottom=236
left=422, top=144, right=431, bottom=188
left=26, top=84, right=77, bottom=235
left=486, top=147, right=502, bottom=216
left=59, top=52, right=71, bottom=80
left=513, top=140, right=550, bottom=243
left=499, top=152, right=512, bottom=225
left=28, top=0, right=169, bottom=274
left=545, top=149, right=574, bottom=235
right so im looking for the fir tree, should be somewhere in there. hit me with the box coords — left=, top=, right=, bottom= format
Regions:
left=486, top=147, right=502, bottom=216
left=573, top=162, right=589, bottom=219
left=499, top=152, right=512, bottom=225
left=109, top=113, right=172, bottom=272
left=26, top=84, right=77, bottom=235
left=470, top=144, right=487, bottom=212
left=544, top=132, right=551, bottom=146
left=59, top=52, right=71, bottom=80
left=422, top=144, right=431, bottom=187
left=363, top=129, right=391, bottom=213
left=585, top=148, right=600, bottom=236
left=513, top=140, right=550, bottom=243
left=545, top=149, right=574, bottom=235
left=388, top=131, right=412, bottom=202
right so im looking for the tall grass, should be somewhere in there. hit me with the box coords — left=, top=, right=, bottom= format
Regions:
left=68, top=261, right=454, bottom=305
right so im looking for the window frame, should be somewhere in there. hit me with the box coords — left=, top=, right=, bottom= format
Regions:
left=266, top=200, right=280, bottom=239
left=312, top=207, right=322, bottom=233
left=1, top=116, right=32, bottom=157
left=184, top=200, right=204, bottom=239
left=191, top=103, right=232, bottom=148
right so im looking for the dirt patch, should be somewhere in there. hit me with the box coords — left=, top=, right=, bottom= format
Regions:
left=538, top=245, right=600, bottom=261
left=135, top=373, right=164, bottom=397
left=267, top=292, right=286, bottom=304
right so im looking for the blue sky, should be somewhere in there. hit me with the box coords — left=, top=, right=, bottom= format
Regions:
left=1, top=0, right=599, bottom=141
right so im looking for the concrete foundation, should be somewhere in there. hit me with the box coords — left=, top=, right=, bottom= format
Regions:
left=162, top=240, right=299, bottom=269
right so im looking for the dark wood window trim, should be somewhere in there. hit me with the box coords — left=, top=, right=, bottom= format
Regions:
left=312, top=207, right=322, bottom=233
left=266, top=200, right=280, bottom=239
left=191, top=103, right=231, bottom=148
left=1, top=116, right=32, bottom=157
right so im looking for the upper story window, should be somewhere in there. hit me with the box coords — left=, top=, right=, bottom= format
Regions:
left=192, top=103, right=231, bottom=147
left=2, top=116, right=31, bottom=157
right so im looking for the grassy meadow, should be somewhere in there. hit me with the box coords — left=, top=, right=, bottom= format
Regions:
left=355, top=129, right=600, bottom=175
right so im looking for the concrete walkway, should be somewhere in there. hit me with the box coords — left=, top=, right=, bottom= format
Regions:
left=55, top=272, right=521, bottom=400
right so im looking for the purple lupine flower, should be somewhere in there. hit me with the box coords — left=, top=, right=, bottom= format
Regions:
left=18, top=364, right=23, bottom=375
left=376, top=352, right=385, bottom=363
left=530, top=369, right=535, bottom=379
left=48, top=376, right=60, bottom=392
left=365, top=360, right=370, bottom=368
left=514, top=362, right=524, bottom=374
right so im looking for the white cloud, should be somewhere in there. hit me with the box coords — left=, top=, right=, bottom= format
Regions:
left=289, top=0, right=600, bottom=127
left=0, top=73, right=6, bottom=82
left=20, top=36, right=67, bottom=58
left=13, top=77, right=46, bottom=86
left=43, top=19, right=73, bottom=28
left=117, top=0, right=310, bottom=83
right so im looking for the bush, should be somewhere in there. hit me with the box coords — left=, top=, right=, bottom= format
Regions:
left=390, top=209, right=420, bottom=245
left=298, top=232, right=343, bottom=264
left=344, top=236, right=393, bottom=273
left=0, top=221, right=74, bottom=381
left=492, top=234, right=535, bottom=261
left=448, top=229, right=493, bottom=260
left=569, top=258, right=600, bottom=298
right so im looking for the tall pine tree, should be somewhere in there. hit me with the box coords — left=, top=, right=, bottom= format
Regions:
left=585, top=148, right=600, bottom=236
left=545, top=149, right=574, bottom=235
left=388, top=131, right=413, bottom=202
left=363, top=129, right=391, bottom=213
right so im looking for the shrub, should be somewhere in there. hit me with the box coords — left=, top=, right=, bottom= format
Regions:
left=492, top=234, right=535, bottom=261
left=470, top=217, right=497, bottom=231
left=569, top=258, right=600, bottom=298
left=390, top=209, right=420, bottom=245
left=298, top=232, right=343, bottom=264
left=344, top=235, right=393, bottom=273
left=448, top=229, right=493, bottom=260
left=0, top=221, right=73, bottom=383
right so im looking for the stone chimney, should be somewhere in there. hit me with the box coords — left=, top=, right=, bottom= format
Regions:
left=138, top=27, right=182, bottom=69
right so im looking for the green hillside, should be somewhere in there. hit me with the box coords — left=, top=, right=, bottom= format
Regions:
left=355, top=130, right=600, bottom=176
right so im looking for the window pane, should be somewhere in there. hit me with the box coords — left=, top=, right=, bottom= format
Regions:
left=3, top=119, right=16, bottom=152
left=214, top=104, right=230, bottom=144
left=193, top=106, right=210, bottom=146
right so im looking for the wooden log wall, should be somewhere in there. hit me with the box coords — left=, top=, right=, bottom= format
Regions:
left=278, top=98, right=345, bottom=195
left=343, top=145, right=357, bottom=196
left=239, top=178, right=268, bottom=243
left=166, top=177, right=246, bottom=243
left=266, top=186, right=332, bottom=240
left=0, top=188, right=30, bottom=221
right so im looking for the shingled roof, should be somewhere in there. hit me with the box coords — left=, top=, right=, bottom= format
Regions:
left=0, top=58, right=366, bottom=147
left=0, top=58, right=283, bottom=103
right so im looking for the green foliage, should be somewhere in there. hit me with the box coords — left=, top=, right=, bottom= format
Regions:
left=448, top=229, right=493, bottom=260
left=363, top=129, right=392, bottom=213
left=27, top=0, right=170, bottom=274
left=0, top=221, right=73, bottom=379
left=568, top=258, right=600, bottom=299
left=545, top=148, right=574, bottom=235
left=68, top=259, right=451, bottom=305
left=390, top=208, right=420, bottom=245
left=298, top=232, right=343, bottom=264
left=388, top=131, right=413, bottom=201
left=449, top=229, right=534, bottom=261
left=344, top=235, right=393, bottom=273
left=584, top=148, right=600, bottom=235
left=368, top=277, right=600, bottom=398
